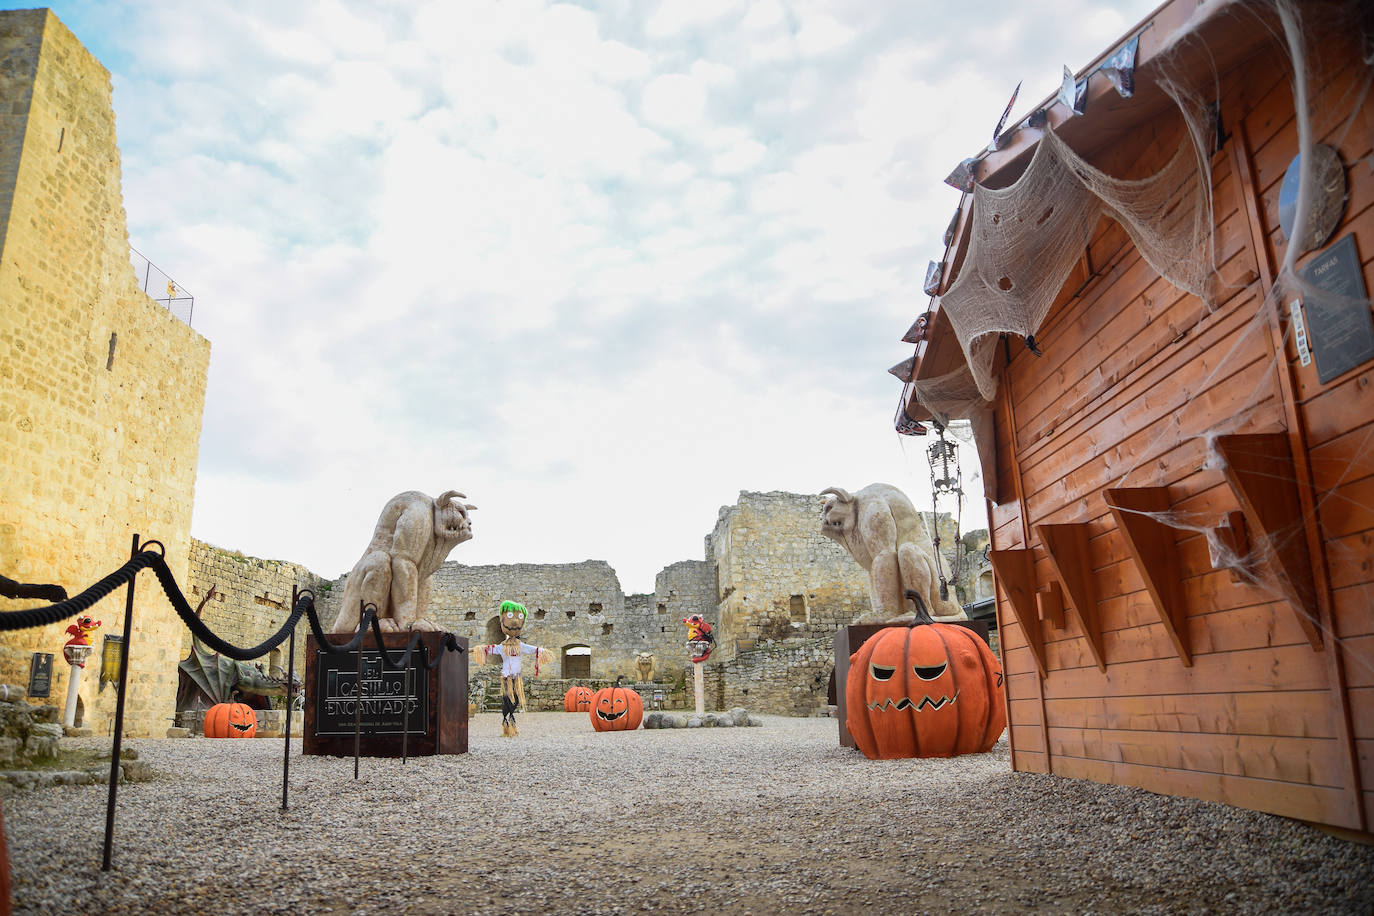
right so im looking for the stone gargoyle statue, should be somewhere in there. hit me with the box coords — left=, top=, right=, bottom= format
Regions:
left=331, top=489, right=476, bottom=634
left=820, top=483, right=966, bottom=623
left=635, top=651, right=655, bottom=683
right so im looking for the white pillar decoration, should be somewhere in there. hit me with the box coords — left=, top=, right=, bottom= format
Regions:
left=693, top=661, right=705, bottom=716
left=61, top=643, right=93, bottom=727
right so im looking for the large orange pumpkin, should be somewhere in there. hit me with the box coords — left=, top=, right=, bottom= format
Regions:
left=846, top=592, right=1005, bottom=759
left=204, top=702, right=258, bottom=739
left=589, top=677, right=642, bottom=731
left=564, top=685, right=593, bottom=712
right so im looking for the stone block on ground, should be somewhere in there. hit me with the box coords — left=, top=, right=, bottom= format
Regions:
left=24, top=735, right=58, bottom=759
left=165, top=727, right=191, bottom=738
left=121, top=760, right=153, bottom=782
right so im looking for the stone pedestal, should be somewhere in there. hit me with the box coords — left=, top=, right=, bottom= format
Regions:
left=833, top=620, right=989, bottom=749
left=304, top=632, right=468, bottom=757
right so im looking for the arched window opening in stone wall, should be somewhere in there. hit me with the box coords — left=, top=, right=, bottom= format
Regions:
left=562, top=644, right=591, bottom=679
left=789, top=595, right=806, bottom=622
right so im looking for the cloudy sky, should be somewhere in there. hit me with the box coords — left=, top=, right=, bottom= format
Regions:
left=25, top=0, right=1157, bottom=591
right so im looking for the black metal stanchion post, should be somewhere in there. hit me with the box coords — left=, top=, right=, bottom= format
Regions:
left=282, top=586, right=298, bottom=811
left=353, top=604, right=363, bottom=780
left=402, top=657, right=410, bottom=765
left=102, top=533, right=139, bottom=871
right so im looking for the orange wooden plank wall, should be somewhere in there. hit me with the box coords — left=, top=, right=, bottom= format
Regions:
left=990, top=27, right=1373, bottom=832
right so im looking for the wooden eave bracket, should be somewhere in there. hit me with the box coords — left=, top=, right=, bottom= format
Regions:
left=1036, top=522, right=1108, bottom=672
left=1211, top=510, right=1251, bottom=583
left=1036, top=580, right=1065, bottom=629
left=1212, top=433, right=1323, bottom=649
left=988, top=547, right=1046, bottom=678
left=1103, top=486, right=1192, bottom=666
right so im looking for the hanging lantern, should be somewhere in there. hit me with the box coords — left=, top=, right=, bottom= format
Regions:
left=926, top=423, right=965, bottom=602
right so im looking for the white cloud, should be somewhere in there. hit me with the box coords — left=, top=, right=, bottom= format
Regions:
left=712, top=139, right=767, bottom=174
left=640, top=72, right=707, bottom=130
left=795, top=12, right=857, bottom=56
left=644, top=0, right=739, bottom=38
left=76, top=0, right=1166, bottom=592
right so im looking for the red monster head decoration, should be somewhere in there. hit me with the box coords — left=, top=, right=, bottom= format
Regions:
left=846, top=590, right=1005, bottom=759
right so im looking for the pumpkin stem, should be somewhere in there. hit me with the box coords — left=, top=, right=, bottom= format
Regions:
left=614, top=675, right=625, bottom=687
left=905, top=589, right=935, bottom=626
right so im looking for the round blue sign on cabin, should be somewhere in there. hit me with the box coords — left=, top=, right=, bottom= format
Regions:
left=1277, top=144, right=1346, bottom=251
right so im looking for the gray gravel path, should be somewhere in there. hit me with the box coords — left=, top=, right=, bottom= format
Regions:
left=5, top=713, right=1373, bottom=915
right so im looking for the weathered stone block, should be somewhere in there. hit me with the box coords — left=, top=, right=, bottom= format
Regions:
left=23, top=734, right=57, bottom=759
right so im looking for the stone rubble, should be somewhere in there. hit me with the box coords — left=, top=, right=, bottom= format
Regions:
left=643, top=707, right=762, bottom=729
left=3, top=713, right=1372, bottom=915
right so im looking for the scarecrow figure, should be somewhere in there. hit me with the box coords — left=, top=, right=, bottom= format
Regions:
left=476, top=600, right=552, bottom=737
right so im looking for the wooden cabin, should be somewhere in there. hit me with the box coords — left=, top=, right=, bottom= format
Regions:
left=901, top=0, right=1374, bottom=836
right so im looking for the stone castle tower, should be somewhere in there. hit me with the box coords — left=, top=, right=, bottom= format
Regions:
left=0, top=10, right=210, bottom=737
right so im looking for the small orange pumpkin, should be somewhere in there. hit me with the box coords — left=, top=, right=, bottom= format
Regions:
left=589, top=677, right=642, bottom=732
left=204, top=702, right=258, bottom=739
left=846, top=591, right=1005, bottom=760
left=564, top=685, right=593, bottom=713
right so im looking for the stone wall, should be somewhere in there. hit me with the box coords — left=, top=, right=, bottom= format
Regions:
left=298, top=489, right=989, bottom=719
left=702, top=638, right=834, bottom=717
left=318, top=559, right=710, bottom=682
left=183, top=539, right=332, bottom=680
left=708, top=491, right=871, bottom=651
left=470, top=675, right=690, bottom=714
left=0, top=11, right=211, bottom=738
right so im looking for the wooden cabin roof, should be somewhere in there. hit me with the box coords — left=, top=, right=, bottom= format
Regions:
left=903, top=0, right=1284, bottom=419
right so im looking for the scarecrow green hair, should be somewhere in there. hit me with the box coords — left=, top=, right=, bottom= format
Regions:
left=499, top=599, right=527, bottom=618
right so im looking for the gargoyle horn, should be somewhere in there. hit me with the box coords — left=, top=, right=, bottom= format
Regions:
left=820, top=487, right=853, bottom=503
left=435, top=490, right=467, bottom=507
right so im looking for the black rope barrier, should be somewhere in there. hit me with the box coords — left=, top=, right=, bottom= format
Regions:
left=2, top=537, right=474, bottom=870
left=0, top=549, right=161, bottom=632
left=153, top=558, right=310, bottom=660
left=304, top=600, right=376, bottom=654
left=0, top=573, right=66, bottom=603
left=0, top=550, right=467, bottom=668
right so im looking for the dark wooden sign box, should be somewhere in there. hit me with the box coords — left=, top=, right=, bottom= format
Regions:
left=303, top=631, right=468, bottom=757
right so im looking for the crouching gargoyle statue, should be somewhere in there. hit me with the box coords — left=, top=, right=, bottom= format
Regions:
left=820, top=483, right=966, bottom=623
left=331, top=489, right=476, bottom=634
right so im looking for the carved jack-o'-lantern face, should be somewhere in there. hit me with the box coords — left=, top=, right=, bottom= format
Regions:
left=204, top=701, right=258, bottom=739
left=846, top=603, right=1005, bottom=760
left=564, top=685, right=594, bottom=713
left=589, top=678, right=643, bottom=732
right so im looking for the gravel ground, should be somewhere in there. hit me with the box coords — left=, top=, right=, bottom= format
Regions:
left=5, top=713, right=1373, bottom=915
